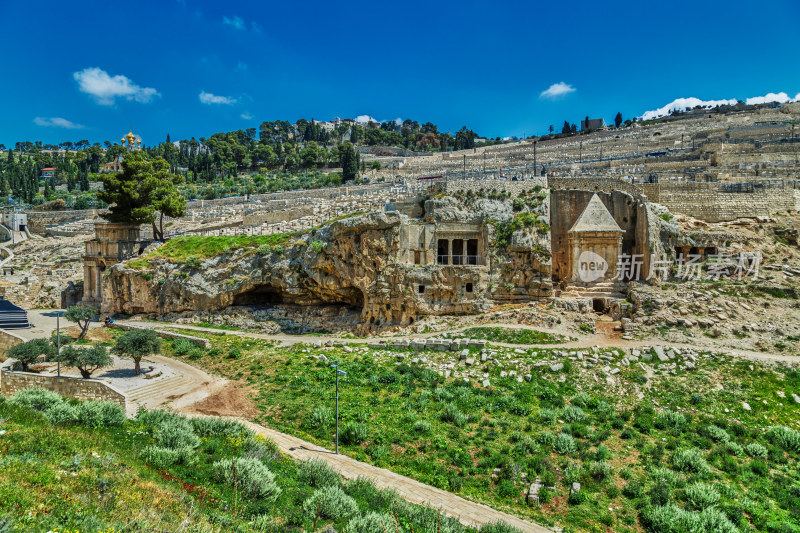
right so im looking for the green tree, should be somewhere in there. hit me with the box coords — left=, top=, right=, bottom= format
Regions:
left=64, top=305, right=95, bottom=340
left=53, top=345, right=112, bottom=379
left=112, top=328, right=161, bottom=375
left=6, top=339, right=55, bottom=372
left=561, top=121, right=571, bottom=134
left=615, top=112, right=623, bottom=128
left=338, top=143, right=358, bottom=181
left=97, top=151, right=185, bottom=240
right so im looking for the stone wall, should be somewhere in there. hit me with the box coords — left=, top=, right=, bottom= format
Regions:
left=243, top=205, right=315, bottom=226
left=441, top=177, right=548, bottom=195
left=0, top=329, right=25, bottom=358
left=0, top=370, right=126, bottom=407
left=27, top=210, right=103, bottom=234
left=548, top=177, right=796, bottom=222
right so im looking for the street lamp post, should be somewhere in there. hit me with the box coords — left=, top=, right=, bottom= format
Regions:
left=56, top=310, right=64, bottom=377
left=331, top=364, right=347, bottom=454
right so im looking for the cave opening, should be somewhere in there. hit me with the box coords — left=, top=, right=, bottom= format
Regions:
left=233, top=284, right=285, bottom=306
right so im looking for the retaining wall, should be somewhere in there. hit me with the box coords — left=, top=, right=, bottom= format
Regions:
left=112, top=323, right=211, bottom=348
left=0, top=329, right=24, bottom=358
left=0, top=370, right=126, bottom=407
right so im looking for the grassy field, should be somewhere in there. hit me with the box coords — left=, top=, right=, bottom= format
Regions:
left=167, top=331, right=800, bottom=532
left=453, top=327, right=568, bottom=345
left=126, top=211, right=367, bottom=270
left=0, top=390, right=512, bottom=532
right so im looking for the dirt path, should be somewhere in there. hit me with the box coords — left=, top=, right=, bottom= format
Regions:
left=143, top=357, right=551, bottom=532
left=239, top=419, right=551, bottom=532
left=120, top=320, right=800, bottom=365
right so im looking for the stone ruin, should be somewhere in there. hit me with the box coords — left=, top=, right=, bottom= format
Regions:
left=94, top=180, right=678, bottom=333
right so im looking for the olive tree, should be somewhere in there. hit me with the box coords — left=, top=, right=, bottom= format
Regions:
left=53, top=345, right=112, bottom=379
left=6, top=339, right=55, bottom=372
left=112, top=329, right=161, bottom=375
left=64, top=305, right=95, bottom=339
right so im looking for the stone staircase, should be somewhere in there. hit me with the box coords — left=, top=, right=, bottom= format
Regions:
left=561, top=280, right=628, bottom=299
left=126, top=375, right=195, bottom=408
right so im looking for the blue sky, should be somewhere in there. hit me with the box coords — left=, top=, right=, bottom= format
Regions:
left=1, top=0, right=798, bottom=146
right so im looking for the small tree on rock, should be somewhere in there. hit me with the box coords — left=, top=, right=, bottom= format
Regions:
left=64, top=305, right=95, bottom=340
left=6, top=339, right=55, bottom=372
left=112, top=329, right=161, bottom=375
left=53, top=345, right=112, bottom=379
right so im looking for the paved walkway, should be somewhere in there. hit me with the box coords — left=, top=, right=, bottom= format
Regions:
left=120, top=319, right=799, bottom=365
left=237, top=419, right=552, bottom=532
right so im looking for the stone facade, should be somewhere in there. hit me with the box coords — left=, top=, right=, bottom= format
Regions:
left=0, top=370, right=126, bottom=407
left=82, top=222, right=149, bottom=308
left=0, top=329, right=25, bottom=356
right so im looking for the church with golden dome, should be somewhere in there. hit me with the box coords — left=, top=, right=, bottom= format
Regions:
left=120, top=128, right=142, bottom=150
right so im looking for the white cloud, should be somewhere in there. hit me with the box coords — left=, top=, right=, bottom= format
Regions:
left=355, top=115, right=378, bottom=124
left=235, top=61, right=249, bottom=72
left=73, top=67, right=159, bottom=106
left=744, top=92, right=800, bottom=105
left=199, top=91, right=237, bottom=105
left=394, top=117, right=403, bottom=126
left=641, top=97, right=737, bottom=120
left=640, top=92, right=800, bottom=120
left=241, top=112, right=254, bottom=120
left=250, top=21, right=262, bottom=33
left=539, top=82, right=576, bottom=100
left=33, top=117, right=84, bottom=129
left=223, top=15, right=245, bottom=30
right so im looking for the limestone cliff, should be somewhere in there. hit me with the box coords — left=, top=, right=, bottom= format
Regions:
left=103, top=193, right=553, bottom=332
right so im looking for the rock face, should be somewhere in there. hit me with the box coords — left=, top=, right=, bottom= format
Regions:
left=104, top=192, right=553, bottom=333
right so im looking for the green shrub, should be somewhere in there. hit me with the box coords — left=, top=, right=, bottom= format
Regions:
left=479, top=522, right=523, bottom=533
left=705, top=425, right=730, bottom=443
left=413, top=420, right=432, bottom=434
left=213, top=457, right=281, bottom=501
left=310, top=241, right=324, bottom=253
left=307, top=405, right=333, bottom=429
left=303, top=485, right=358, bottom=520
left=622, top=480, right=643, bottom=499
left=272, top=244, right=284, bottom=255
left=750, top=459, right=769, bottom=476
left=767, top=426, right=800, bottom=453
left=140, top=445, right=195, bottom=469
left=654, top=409, right=687, bottom=431
left=589, top=461, right=613, bottom=480
left=298, top=459, right=340, bottom=488
left=344, top=512, right=395, bottom=533
left=136, top=408, right=184, bottom=428
left=257, top=244, right=272, bottom=255
left=570, top=392, right=591, bottom=408
left=563, top=405, right=586, bottom=423
left=564, top=463, right=582, bottom=484
left=441, top=404, right=468, bottom=427
left=340, top=422, right=367, bottom=445
left=190, top=416, right=251, bottom=439
left=9, top=388, right=62, bottom=412
left=640, top=504, right=738, bottom=533
left=744, top=442, right=768, bottom=459
left=722, top=441, right=743, bottom=456
left=171, top=338, right=196, bottom=357
left=537, top=408, right=558, bottom=425
left=685, top=482, right=720, bottom=510
left=44, top=402, right=78, bottom=424
left=536, top=432, right=555, bottom=447
left=76, top=400, right=126, bottom=428
left=153, top=418, right=200, bottom=449
left=671, top=448, right=711, bottom=474
left=553, top=433, right=577, bottom=454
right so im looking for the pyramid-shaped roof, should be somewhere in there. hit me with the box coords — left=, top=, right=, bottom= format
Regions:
left=569, top=193, right=624, bottom=233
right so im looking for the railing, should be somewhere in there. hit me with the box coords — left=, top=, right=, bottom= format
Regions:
left=436, top=255, right=486, bottom=266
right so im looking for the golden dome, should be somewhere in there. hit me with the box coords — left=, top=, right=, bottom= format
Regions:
left=126, top=131, right=136, bottom=144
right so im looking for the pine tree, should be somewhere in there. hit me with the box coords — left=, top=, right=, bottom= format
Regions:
left=561, top=121, right=570, bottom=134
left=615, top=112, right=623, bottom=128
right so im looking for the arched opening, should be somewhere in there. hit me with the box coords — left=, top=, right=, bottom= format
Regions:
left=233, top=284, right=285, bottom=306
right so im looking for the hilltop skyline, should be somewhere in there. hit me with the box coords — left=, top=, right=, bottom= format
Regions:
left=1, top=0, right=798, bottom=146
